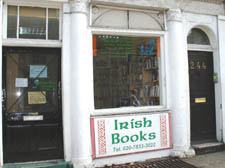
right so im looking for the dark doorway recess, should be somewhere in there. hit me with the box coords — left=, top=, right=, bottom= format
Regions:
left=188, top=51, right=216, bottom=143
left=2, top=47, right=64, bottom=163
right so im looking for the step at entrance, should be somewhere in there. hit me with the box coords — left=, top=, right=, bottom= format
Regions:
left=3, top=160, right=73, bottom=168
left=192, top=142, right=225, bottom=155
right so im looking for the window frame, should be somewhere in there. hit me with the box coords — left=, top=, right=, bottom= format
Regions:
left=3, top=1, right=63, bottom=47
left=91, top=28, right=167, bottom=115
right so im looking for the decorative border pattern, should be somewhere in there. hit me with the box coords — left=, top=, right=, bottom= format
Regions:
left=160, top=114, right=167, bottom=147
left=97, top=120, right=107, bottom=155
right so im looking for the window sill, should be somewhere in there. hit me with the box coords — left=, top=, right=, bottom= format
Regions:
left=92, top=106, right=169, bottom=117
left=2, top=38, right=62, bottom=47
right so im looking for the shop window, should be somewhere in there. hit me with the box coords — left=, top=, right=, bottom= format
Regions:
left=7, top=5, right=59, bottom=40
left=187, top=28, right=210, bottom=45
left=93, top=35, right=161, bottom=109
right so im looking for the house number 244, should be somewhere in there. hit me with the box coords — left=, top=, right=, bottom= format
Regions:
left=189, top=61, right=207, bottom=70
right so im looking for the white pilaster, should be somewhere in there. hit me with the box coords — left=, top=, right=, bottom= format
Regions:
left=218, top=15, right=225, bottom=143
left=166, top=9, right=194, bottom=157
left=62, top=3, right=72, bottom=162
left=69, top=0, right=93, bottom=167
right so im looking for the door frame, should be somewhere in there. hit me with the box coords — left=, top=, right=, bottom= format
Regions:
left=0, top=46, right=65, bottom=165
left=0, top=0, right=67, bottom=166
left=188, top=43, right=221, bottom=143
left=2, top=47, right=64, bottom=163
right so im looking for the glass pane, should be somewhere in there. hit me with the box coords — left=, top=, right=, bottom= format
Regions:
left=93, top=35, right=161, bottom=109
left=7, top=6, right=17, bottom=38
left=5, top=48, right=61, bottom=113
left=187, top=28, right=210, bottom=45
left=48, top=8, right=59, bottom=40
left=19, top=7, right=46, bottom=39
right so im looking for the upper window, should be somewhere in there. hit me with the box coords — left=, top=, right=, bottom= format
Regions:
left=187, top=28, right=210, bottom=45
left=7, top=5, right=59, bottom=40
left=93, top=35, right=161, bottom=109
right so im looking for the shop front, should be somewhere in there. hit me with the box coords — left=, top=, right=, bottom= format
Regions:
left=0, top=0, right=225, bottom=167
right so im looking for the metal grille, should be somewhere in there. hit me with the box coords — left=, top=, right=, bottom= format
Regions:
left=104, top=158, right=198, bottom=168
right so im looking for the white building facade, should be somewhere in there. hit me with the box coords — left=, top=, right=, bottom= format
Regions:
left=0, top=0, right=225, bottom=167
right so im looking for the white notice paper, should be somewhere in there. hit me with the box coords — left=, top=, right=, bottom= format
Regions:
left=23, top=115, right=43, bottom=121
left=30, top=65, right=48, bottom=78
left=15, top=78, right=28, bottom=87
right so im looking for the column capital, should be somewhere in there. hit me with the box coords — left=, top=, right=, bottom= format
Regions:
left=167, top=9, right=183, bottom=22
left=70, top=0, right=89, bottom=14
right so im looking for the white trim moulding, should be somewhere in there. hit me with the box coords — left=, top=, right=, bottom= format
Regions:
left=91, top=27, right=165, bottom=37
left=188, top=44, right=213, bottom=52
left=2, top=39, right=62, bottom=48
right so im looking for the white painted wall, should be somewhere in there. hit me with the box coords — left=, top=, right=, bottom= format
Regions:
left=94, top=149, right=171, bottom=167
left=217, top=15, right=225, bottom=143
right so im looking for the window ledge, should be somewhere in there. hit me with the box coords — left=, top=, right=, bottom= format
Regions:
left=92, top=106, right=169, bottom=117
left=3, top=38, right=62, bottom=48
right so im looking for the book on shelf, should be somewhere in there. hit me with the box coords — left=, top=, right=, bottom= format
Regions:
left=144, top=57, right=159, bottom=70
left=143, top=84, right=160, bottom=97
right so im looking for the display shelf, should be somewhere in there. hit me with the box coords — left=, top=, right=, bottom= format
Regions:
left=144, top=96, right=160, bottom=99
left=144, top=67, right=158, bottom=71
left=127, top=53, right=160, bottom=106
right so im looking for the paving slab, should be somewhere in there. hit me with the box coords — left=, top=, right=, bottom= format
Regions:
left=182, top=151, right=225, bottom=168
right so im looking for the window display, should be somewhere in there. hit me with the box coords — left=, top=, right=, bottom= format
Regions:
left=93, top=35, right=161, bottom=109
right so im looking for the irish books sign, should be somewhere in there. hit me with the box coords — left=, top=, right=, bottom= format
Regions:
left=91, top=112, right=172, bottom=159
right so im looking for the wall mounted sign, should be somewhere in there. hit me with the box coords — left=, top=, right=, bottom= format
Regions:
left=91, top=112, right=172, bottom=159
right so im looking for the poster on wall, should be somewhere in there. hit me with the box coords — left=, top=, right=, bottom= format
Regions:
left=91, top=112, right=172, bottom=159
